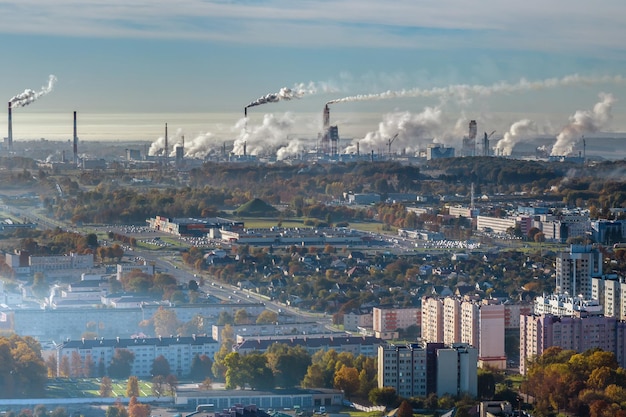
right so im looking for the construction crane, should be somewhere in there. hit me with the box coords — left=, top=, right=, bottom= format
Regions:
left=483, top=130, right=496, bottom=156
left=387, top=133, right=399, bottom=156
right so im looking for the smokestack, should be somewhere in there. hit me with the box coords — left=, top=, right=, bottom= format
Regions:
left=73, top=111, right=78, bottom=164
left=357, top=142, right=360, bottom=156
left=323, top=105, right=330, bottom=129
left=7, top=102, right=12, bottom=151
left=243, top=141, right=247, bottom=156
left=164, top=123, right=168, bottom=165
left=244, top=107, right=247, bottom=118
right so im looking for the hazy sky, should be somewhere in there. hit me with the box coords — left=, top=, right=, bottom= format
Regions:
left=1, top=0, right=626, bottom=144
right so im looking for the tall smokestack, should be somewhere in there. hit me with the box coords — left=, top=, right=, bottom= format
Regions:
left=244, top=107, right=247, bottom=118
left=323, top=105, right=330, bottom=129
left=73, top=111, right=78, bottom=164
left=243, top=141, right=247, bottom=156
left=7, top=102, right=12, bottom=151
left=164, top=123, right=168, bottom=165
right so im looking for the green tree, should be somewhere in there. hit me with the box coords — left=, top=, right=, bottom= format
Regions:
left=256, top=310, right=278, bottom=324
left=150, top=355, right=171, bottom=377
left=265, top=343, right=311, bottom=388
left=108, top=349, right=135, bottom=379
left=368, top=387, right=398, bottom=408
left=189, top=354, right=213, bottom=380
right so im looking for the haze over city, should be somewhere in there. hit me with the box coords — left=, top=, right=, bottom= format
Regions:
left=1, top=0, right=626, bottom=157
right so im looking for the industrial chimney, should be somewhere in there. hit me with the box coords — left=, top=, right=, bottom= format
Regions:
left=7, top=102, right=12, bottom=151
left=164, top=123, right=168, bottom=165
left=73, top=111, right=78, bottom=164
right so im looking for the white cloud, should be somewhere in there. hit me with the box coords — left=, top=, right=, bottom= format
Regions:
left=0, top=0, right=625, bottom=53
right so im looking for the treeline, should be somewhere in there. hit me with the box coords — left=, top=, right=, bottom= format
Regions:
left=0, top=335, right=47, bottom=398
left=524, top=347, right=626, bottom=417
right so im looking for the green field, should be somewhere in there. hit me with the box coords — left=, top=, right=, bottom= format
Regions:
left=46, top=379, right=154, bottom=398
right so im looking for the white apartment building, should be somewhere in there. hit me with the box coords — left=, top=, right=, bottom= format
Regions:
left=343, top=310, right=373, bottom=332
left=555, top=245, right=602, bottom=300
left=592, top=275, right=626, bottom=321
left=443, top=297, right=461, bottom=345
left=57, top=335, right=219, bottom=378
left=421, top=297, right=444, bottom=343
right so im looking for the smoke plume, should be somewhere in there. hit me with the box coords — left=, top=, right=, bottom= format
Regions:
left=246, top=81, right=337, bottom=109
left=494, top=119, right=538, bottom=156
left=343, top=106, right=446, bottom=154
left=550, top=92, right=616, bottom=156
left=10, top=75, right=57, bottom=108
left=233, top=112, right=297, bottom=155
left=327, top=74, right=624, bottom=105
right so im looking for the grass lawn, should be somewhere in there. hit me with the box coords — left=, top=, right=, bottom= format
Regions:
left=46, top=379, right=154, bottom=398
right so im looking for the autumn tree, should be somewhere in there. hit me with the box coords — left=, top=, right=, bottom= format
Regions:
left=369, top=387, right=399, bottom=408
left=333, top=365, right=359, bottom=399
left=152, top=307, right=181, bottom=337
left=166, top=374, right=178, bottom=397
left=126, top=376, right=140, bottom=398
left=59, top=355, right=70, bottom=378
left=100, top=376, right=113, bottom=397
left=151, top=375, right=166, bottom=398
left=105, top=402, right=128, bottom=417
left=256, top=310, right=278, bottom=324
left=70, top=351, right=83, bottom=377
left=128, top=396, right=150, bottom=417
left=397, top=400, right=413, bottom=417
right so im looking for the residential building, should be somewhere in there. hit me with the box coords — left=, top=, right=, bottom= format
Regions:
left=57, top=335, right=219, bottom=378
left=372, top=306, right=421, bottom=340
left=555, top=245, right=602, bottom=300
left=519, top=313, right=626, bottom=375
left=235, top=335, right=381, bottom=357
left=421, top=297, right=444, bottom=343
left=377, top=342, right=477, bottom=399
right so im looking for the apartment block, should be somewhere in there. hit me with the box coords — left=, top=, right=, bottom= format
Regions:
left=519, top=313, right=626, bottom=375
left=378, top=342, right=477, bottom=399
left=57, top=335, right=219, bottom=378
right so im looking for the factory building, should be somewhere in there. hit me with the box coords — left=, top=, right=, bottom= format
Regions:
left=426, top=144, right=455, bottom=160
left=146, top=215, right=244, bottom=237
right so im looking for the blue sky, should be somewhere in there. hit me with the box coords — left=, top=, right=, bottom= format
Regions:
left=0, top=0, right=625, bottom=149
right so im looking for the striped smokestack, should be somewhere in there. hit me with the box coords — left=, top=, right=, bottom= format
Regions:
left=164, top=123, right=168, bottom=165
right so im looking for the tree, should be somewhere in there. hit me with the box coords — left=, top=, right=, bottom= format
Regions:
left=31, top=272, right=49, bottom=299
left=256, top=310, right=278, bottom=324
left=84, top=354, right=96, bottom=378
left=50, top=408, right=68, bottom=417
left=128, top=396, right=151, bottom=417
left=99, top=376, right=113, bottom=397
left=126, top=376, right=140, bottom=398
left=105, top=403, right=128, bottom=417
left=152, top=307, right=180, bottom=337
left=150, top=355, right=171, bottom=377
left=302, top=363, right=325, bottom=388
left=165, top=374, right=178, bottom=397
left=234, top=309, right=250, bottom=325
left=188, top=280, right=199, bottom=291
left=397, top=400, right=413, bottom=417
left=217, top=311, right=234, bottom=325
left=368, top=387, right=398, bottom=408
left=189, top=354, right=213, bottom=380
left=265, top=344, right=311, bottom=388
left=200, top=377, right=213, bottom=390
left=333, top=365, right=359, bottom=399
left=45, top=355, right=57, bottom=378
left=108, top=349, right=135, bottom=379
left=152, top=375, right=166, bottom=398
left=59, top=355, right=70, bottom=378
left=70, top=351, right=83, bottom=377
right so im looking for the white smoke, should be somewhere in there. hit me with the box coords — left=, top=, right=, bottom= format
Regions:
left=494, top=119, right=538, bottom=156
left=233, top=112, right=297, bottom=155
left=148, top=127, right=183, bottom=156
left=550, top=92, right=616, bottom=156
left=327, top=74, right=625, bottom=105
left=276, top=138, right=309, bottom=160
left=10, top=75, right=57, bottom=108
left=246, top=81, right=338, bottom=109
left=343, top=106, right=445, bottom=154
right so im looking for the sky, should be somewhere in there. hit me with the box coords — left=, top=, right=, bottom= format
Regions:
left=1, top=0, right=626, bottom=155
